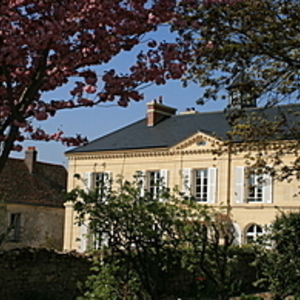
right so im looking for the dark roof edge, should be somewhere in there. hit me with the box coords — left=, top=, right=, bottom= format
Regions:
left=65, top=117, right=146, bottom=154
left=65, top=145, right=169, bottom=154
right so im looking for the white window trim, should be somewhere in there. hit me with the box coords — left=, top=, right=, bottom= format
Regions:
left=235, top=167, right=272, bottom=204
left=138, top=170, right=169, bottom=200
left=245, top=224, right=264, bottom=243
left=181, top=167, right=217, bottom=203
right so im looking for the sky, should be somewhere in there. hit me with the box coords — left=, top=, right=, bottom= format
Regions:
left=11, top=27, right=228, bottom=168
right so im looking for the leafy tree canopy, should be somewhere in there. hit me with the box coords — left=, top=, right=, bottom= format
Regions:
left=172, top=0, right=300, bottom=105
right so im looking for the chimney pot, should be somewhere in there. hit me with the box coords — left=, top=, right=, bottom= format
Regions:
left=25, top=147, right=37, bottom=174
left=146, top=100, right=177, bottom=127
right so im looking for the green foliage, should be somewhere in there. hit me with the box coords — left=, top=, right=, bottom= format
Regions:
left=69, top=175, right=212, bottom=300
left=173, top=0, right=300, bottom=183
left=77, top=258, right=145, bottom=300
left=255, top=211, right=300, bottom=300
left=183, top=228, right=258, bottom=300
left=174, top=0, right=300, bottom=104
left=69, top=176, right=259, bottom=300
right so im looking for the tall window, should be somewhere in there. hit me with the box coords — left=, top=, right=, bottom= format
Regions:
left=245, top=224, right=263, bottom=243
left=93, top=172, right=111, bottom=200
left=181, top=168, right=217, bottom=203
left=235, top=167, right=272, bottom=204
left=148, top=171, right=160, bottom=198
left=195, top=169, right=208, bottom=202
left=9, top=213, right=21, bottom=242
left=137, top=170, right=168, bottom=199
left=247, top=171, right=263, bottom=202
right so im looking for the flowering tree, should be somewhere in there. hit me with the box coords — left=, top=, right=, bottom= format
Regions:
left=0, top=0, right=188, bottom=173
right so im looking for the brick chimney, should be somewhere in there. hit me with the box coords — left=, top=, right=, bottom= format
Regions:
left=25, top=146, right=37, bottom=174
left=147, top=97, right=177, bottom=127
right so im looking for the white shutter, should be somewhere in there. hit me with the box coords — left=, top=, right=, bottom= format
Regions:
left=101, top=171, right=112, bottom=201
left=79, top=223, right=88, bottom=252
left=181, top=168, right=192, bottom=197
left=137, top=170, right=146, bottom=197
left=104, top=171, right=112, bottom=189
left=83, top=172, right=92, bottom=192
left=232, top=223, right=241, bottom=245
left=207, top=167, right=217, bottom=203
left=235, top=167, right=245, bottom=204
left=263, top=173, right=272, bottom=203
left=159, top=169, right=169, bottom=201
left=159, top=169, right=169, bottom=187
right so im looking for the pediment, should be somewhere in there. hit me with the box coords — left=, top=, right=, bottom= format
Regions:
left=170, top=131, right=222, bottom=151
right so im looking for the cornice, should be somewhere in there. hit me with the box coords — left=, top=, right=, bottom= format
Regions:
left=67, top=148, right=217, bottom=161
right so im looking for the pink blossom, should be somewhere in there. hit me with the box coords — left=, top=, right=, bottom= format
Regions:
left=84, top=85, right=97, bottom=94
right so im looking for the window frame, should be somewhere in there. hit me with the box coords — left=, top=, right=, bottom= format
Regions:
left=245, top=224, right=264, bottom=244
left=235, top=166, right=272, bottom=204
left=194, top=169, right=209, bottom=203
left=91, top=172, right=111, bottom=201
left=9, top=213, right=21, bottom=243
left=148, top=170, right=161, bottom=199
left=247, top=170, right=263, bottom=203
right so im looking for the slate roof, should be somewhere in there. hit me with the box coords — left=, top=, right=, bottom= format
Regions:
left=0, top=158, right=67, bottom=208
left=67, top=103, right=300, bottom=154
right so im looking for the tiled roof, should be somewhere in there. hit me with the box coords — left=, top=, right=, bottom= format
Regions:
left=66, top=103, right=300, bottom=154
left=0, top=159, right=67, bottom=208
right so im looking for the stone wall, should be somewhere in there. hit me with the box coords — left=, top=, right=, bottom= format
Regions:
left=0, top=248, right=92, bottom=300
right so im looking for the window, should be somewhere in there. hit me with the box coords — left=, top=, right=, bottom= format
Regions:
left=93, top=172, right=109, bottom=189
left=230, top=90, right=241, bottom=107
left=235, top=167, right=272, bottom=204
left=247, top=171, right=263, bottom=202
left=245, top=224, right=263, bottom=243
left=137, top=170, right=169, bottom=199
left=195, top=169, right=208, bottom=202
left=83, top=172, right=111, bottom=199
left=148, top=171, right=160, bottom=199
left=182, top=168, right=217, bottom=203
left=93, top=172, right=111, bottom=200
left=9, top=213, right=21, bottom=242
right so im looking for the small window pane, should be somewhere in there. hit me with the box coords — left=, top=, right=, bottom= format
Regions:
left=194, top=169, right=208, bottom=202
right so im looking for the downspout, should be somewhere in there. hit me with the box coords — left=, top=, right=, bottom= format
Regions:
left=226, top=143, right=232, bottom=217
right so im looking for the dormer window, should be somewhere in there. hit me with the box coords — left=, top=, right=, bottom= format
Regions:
left=227, top=71, right=257, bottom=109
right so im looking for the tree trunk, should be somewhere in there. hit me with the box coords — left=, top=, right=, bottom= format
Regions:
left=0, top=125, right=19, bottom=175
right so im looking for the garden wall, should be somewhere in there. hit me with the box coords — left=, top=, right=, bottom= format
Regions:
left=0, top=247, right=92, bottom=300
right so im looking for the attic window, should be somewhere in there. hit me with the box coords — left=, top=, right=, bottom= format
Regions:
left=197, top=141, right=206, bottom=146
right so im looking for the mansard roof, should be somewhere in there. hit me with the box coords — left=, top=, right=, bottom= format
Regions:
left=66, top=103, right=300, bottom=154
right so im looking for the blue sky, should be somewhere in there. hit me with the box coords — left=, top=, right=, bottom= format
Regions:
left=11, top=27, right=227, bottom=167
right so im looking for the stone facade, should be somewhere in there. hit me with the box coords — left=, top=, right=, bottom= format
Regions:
left=0, top=147, right=67, bottom=251
left=63, top=102, right=300, bottom=251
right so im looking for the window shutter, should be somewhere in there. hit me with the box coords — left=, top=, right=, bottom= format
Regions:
left=83, top=172, right=92, bottom=192
left=79, top=224, right=88, bottom=253
left=104, top=171, right=112, bottom=189
left=181, top=168, right=192, bottom=197
left=101, top=171, right=112, bottom=201
left=235, top=167, right=245, bottom=204
left=263, top=173, right=272, bottom=203
left=207, top=167, right=217, bottom=203
left=137, top=170, right=146, bottom=197
left=232, top=223, right=241, bottom=246
left=159, top=169, right=169, bottom=201
left=159, top=169, right=169, bottom=187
